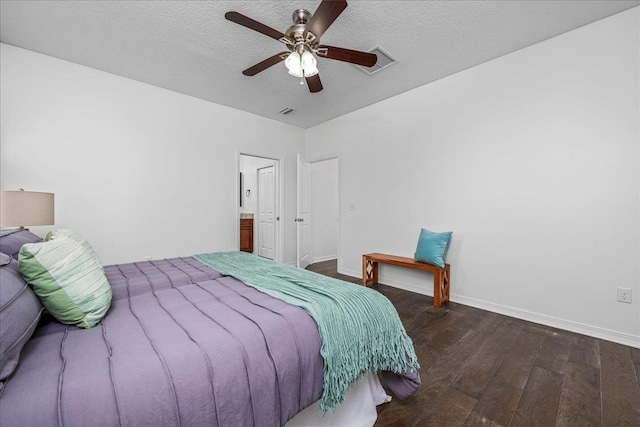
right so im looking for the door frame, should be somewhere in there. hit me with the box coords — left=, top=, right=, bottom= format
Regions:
left=304, top=154, right=341, bottom=267
left=236, top=150, right=283, bottom=263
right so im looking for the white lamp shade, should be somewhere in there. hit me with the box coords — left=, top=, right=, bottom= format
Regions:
left=0, top=191, right=55, bottom=228
left=285, top=52, right=303, bottom=77
left=301, top=51, right=318, bottom=76
left=303, top=63, right=318, bottom=77
left=288, top=68, right=304, bottom=78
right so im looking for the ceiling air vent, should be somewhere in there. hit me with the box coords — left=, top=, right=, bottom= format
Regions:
left=355, top=46, right=396, bottom=75
left=279, top=107, right=294, bottom=115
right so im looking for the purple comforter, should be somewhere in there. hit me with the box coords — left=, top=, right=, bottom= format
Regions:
left=0, top=258, right=324, bottom=426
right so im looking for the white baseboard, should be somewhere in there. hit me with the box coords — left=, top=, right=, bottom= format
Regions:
left=453, top=294, right=640, bottom=348
left=338, top=267, right=640, bottom=349
left=311, top=254, right=337, bottom=264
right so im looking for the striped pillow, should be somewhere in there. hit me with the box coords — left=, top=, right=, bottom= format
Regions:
left=18, top=235, right=111, bottom=329
left=44, top=229, right=102, bottom=271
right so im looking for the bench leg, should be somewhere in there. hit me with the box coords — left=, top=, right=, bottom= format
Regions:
left=433, top=269, right=442, bottom=307
left=433, top=265, right=451, bottom=307
left=362, top=256, right=368, bottom=286
left=362, top=257, right=378, bottom=287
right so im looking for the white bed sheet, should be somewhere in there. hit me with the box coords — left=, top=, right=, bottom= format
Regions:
left=284, top=372, right=391, bottom=427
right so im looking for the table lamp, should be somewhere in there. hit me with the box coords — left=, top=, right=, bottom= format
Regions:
left=0, top=189, right=55, bottom=229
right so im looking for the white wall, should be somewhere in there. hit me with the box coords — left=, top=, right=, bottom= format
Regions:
left=310, top=158, right=339, bottom=262
left=306, top=9, right=640, bottom=346
left=0, top=43, right=305, bottom=265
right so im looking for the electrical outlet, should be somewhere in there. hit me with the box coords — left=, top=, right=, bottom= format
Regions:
left=617, top=287, right=632, bottom=303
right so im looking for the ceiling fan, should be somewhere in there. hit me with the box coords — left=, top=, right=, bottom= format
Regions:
left=225, top=0, right=377, bottom=93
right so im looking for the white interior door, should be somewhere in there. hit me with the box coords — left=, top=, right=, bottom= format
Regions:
left=297, top=154, right=311, bottom=268
left=258, top=165, right=275, bottom=260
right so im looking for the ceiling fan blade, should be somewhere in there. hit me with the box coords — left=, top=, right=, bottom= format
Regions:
left=225, top=11, right=293, bottom=45
left=317, top=45, right=377, bottom=67
left=306, top=0, right=348, bottom=39
left=306, top=74, right=323, bottom=93
left=243, top=52, right=290, bottom=76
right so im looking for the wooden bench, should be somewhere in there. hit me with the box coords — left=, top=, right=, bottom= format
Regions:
left=362, top=253, right=450, bottom=307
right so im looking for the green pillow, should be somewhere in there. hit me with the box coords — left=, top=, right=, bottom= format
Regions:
left=18, top=235, right=112, bottom=329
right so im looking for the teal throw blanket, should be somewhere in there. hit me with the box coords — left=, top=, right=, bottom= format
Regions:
left=194, top=251, right=419, bottom=412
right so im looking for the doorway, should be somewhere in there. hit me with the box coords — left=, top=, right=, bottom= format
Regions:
left=297, top=155, right=340, bottom=267
left=238, top=153, right=280, bottom=262
left=309, top=158, right=339, bottom=264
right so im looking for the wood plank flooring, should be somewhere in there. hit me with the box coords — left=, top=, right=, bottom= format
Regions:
left=306, top=260, right=640, bottom=427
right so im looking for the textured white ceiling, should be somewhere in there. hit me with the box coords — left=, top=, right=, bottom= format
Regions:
left=1, top=1, right=638, bottom=128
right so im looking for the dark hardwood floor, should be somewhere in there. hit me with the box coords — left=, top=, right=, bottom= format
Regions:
left=306, top=259, right=640, bottom=427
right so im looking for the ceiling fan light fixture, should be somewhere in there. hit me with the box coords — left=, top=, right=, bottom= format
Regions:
left=285, top=50, right=318, bottom=78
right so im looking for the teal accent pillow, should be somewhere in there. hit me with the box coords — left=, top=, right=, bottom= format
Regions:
left=18, top=235, right=112, bottom=329
left=414, top=228, right=452, bottom=268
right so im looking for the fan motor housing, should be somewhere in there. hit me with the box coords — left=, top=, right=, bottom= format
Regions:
left=286, top=9, right=318, bottom=49
left=292, top=9, right=310, bottom=24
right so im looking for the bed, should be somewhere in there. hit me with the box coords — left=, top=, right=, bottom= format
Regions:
left=0, top=229, right=420, bottom=426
